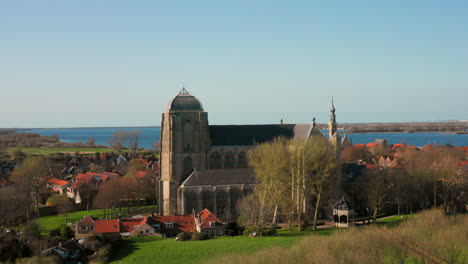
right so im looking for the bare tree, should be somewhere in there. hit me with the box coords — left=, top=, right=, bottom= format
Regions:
left=11, top=157, right=51, bottom=218
left=108, top=131, right=128, bottom=154
left=127, top=131, right=140, bottom=153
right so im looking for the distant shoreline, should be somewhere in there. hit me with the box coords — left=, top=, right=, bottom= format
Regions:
left=344, top=131, right=467, bottom=135
left=11, top=126, right=161, bottom=130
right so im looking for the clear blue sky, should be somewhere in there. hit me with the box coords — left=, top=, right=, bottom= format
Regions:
left=1, top=1, right=467, bottom=128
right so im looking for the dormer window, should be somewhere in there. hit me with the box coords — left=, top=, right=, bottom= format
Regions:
left=166, top=222, right=174, bottom=228
left=210, top=221, right=216, bottom=227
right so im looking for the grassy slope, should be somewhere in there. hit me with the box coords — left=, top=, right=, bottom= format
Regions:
left=110, top=229, right=334, bottom=264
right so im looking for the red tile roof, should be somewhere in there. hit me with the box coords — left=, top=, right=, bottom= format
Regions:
left=93, top=220, right=120, bottom=233
left=121, top=218, right=147, bottom=232
left=151, top=215, right=196, bottom=233
left=197, top=209, right=223, bottom=228
left=354, top=144, right=365, bottom=148
left=48, top=178, right=69, bottom=187
left=366, top=143, right=378, bottom=148
left=78, top=215, right=96, bottom=226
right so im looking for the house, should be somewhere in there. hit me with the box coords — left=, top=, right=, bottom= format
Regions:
left=77, top=215, right=96, bottom=234
left=67, top=172, right=120, bottom=203
left=47, top=178, right=70, bottom=194
left=194, top=209, right=225, bottom=237
left=116, top=154, right=127, bottom=165
left=42, top=239, right=88, bottom=262
left=377, top=156, right=398, bottom=168
left=75, top=209, right=225, bottom=238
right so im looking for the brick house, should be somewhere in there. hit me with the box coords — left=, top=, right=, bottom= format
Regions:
left=75, top=209, right=225, bottom=238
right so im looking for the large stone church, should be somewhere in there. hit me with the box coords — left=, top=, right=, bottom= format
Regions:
left=159, top=88, right=349, bottom=219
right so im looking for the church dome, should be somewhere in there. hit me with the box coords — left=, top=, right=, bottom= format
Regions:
left=167, top=88, right=204, bottom=111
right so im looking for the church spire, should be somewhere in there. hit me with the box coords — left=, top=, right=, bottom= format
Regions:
left=329, top=96, right=337, bottom=140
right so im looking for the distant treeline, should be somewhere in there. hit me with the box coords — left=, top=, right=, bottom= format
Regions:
left=342, top=121, right=467, bottom=133
left=0, top=129, right=106, bottom=148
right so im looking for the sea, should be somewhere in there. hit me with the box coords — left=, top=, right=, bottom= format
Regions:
left=17, top=127, right=468, bottom=149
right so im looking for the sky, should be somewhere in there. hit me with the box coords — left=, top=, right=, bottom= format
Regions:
left=1, top=0, right=467, bottom=128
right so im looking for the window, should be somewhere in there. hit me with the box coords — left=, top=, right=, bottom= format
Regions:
left=218, top=231, right=223, bottom=236
left=210, top=221, right=216, bottom=227
left=185, top=191, right=197, bottom=213
left=238, top=152, right=248, bottom=168
left=210, top=152, right=221, bottom=169
left=202, top=191, right=214, bottom=211
left=166, top=222, right=174, bottom=228
left=211, top=230, right=216, bottom=237
left=224, top=152, right=234, bottom=168
left=204, top=230, right=209, bottom=236
left=183, top=157, right=193, bottom=179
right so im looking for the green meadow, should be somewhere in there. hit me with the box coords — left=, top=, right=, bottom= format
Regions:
left=109, top=229, right=334, bottom=264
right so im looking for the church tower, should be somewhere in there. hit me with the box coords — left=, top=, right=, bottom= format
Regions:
left=159, top=87, right=210, bottom=215
left=328, top=97, right=338, bottom=145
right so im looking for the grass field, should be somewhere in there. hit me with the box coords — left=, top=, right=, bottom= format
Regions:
left=7, top=147, right=113, bottom=155
left=109, top=228, right=334, bottom=264
left=36, top=206, right=157, bottom=234
left=375, top=214, right=412, bottom=227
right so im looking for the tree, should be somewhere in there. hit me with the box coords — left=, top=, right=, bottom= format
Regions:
left=108, top=131, right=128, bottom=154
left=248, top=137, right=290, bottom=232
left=342, top=145, right=371, bottom=163
left=46, top=194, right=70, bottom=223
left=0, top=186, right=28, bottom=229
left=88, top=164, right=105, bottom=173
left=304, top=135, right=337, bottom=230
left=93, top=179, right=122, bottom=218
left=79, top=182, right=96, bottom=211
left=86, top=137, right=96, bottom=145
left=127, top=131, right=140, bottom=153
left=11, top=157, right=51, bottom=218
left=120, top=176, right=139, bottom=213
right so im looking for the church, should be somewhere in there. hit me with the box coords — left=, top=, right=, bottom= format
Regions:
left=159, top=88, right=350, bottom=219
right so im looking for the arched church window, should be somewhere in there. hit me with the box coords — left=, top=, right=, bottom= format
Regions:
left=224, top=152, right=234, bottom=168
left=238, top=152, right=248, bottom=168
left=230, top=189, right=242, bottom=216
left=215, top=190, right=227, bottom=217
left=210, top=152, right=221, bottom=169
left=202, top=190, right=214, bottom=211
left=183, top=120, right=193, bottom=153
left=183, top=157, right=193, bottom=179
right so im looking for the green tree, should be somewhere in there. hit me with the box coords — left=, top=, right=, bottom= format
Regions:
left=304, top=135, right=337, bottom=230
left=248, top=137, right=290, bottom=232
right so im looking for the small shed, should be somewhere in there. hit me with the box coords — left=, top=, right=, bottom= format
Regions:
left=332, top=197, right=355, bottom=228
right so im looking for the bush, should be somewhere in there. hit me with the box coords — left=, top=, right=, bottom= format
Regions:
left=176, top=232, right=192, bottom=241
left=191, top=232, right=207, bottom=241
left=23, top=221, right=42, bottom=239
left=59, top=225, right=74, bottom=239
left=226, top=222, right=244, bottom=236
